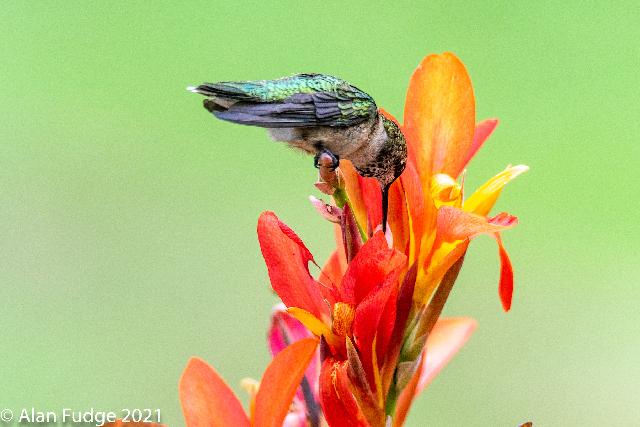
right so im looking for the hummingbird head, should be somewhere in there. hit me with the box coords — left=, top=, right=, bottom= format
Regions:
left=379, top=116, right=408, bottom=187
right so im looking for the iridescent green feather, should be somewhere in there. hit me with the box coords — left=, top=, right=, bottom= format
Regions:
left=215, top=74, right=376, bottom=125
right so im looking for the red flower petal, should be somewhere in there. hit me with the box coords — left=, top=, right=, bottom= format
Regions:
left=398, top=160, right=431, bottom=258
left=319, top=358, right=369, bottom=427
left=339, top=232, right=406, bottom=305
left=494, top=233, right=514, bottom=311
left=254, top=337, right=319, bottom=427
left=359, top=175, right=383, bottom=233
left=387, top=177, right=411, bottom=255
left=257, top=212, right=329, bottom=321
left=319, top=248, right=345, bottom=307
left=352, top=266, right=402, bottom=389
left=320, top=249, right=346, bottom=288
left=179, top=357, right=250, bottom=427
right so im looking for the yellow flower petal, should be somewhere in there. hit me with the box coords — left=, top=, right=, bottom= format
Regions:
left=430, top=173, right=463, bottom=208
left=286, top=307, right=341, bottom=347
left=463, top=165, right=529, bottom=216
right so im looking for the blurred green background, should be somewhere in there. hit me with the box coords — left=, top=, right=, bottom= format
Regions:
left=1, top=1, right=638, bottom=425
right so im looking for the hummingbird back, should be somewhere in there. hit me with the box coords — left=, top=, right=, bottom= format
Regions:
left=190, top=74, right=377, bottom=128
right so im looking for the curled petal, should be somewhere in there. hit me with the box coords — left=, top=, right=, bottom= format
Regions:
left=254, top=338, right=319, bottom=427
left=309, top=196, right=342, bottom=223
left=463, top=164, right=529, bottom=216
left=403, top=52, right=476, bottom=184
left=258, top=212, right=329, bottom=321
left=179, top=357, right=250, bottom=427
left=416, top=317, right=477, bottom=395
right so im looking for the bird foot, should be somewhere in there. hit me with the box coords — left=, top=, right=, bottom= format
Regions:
left=314, top=149, right=340, bottom=171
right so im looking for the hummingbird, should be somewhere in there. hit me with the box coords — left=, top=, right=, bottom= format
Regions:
left=188, top=73, right=407, bottom=232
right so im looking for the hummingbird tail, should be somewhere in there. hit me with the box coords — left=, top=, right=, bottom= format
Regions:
left=188, top=82, right=255, bottom=101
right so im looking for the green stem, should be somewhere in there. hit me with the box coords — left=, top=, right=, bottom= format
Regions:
left=333, top=187, right=367, bottom=241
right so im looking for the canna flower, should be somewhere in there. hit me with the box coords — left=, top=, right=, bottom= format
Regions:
left=257, top=52, right=527, bottom=425
left=179, top=52, right=527, bottom=427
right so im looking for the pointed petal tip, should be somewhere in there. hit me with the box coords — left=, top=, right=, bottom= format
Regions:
left=179, top=356, right=250, bottom=427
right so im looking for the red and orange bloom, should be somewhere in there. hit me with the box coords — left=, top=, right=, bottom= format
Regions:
left=179, top=52, right=527, bottom=426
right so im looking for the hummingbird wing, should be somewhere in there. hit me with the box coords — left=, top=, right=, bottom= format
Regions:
left=190, top=74, right=377, bottom=128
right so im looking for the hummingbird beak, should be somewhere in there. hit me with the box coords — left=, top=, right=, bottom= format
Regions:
left=381, top=183, right=391, bottom=234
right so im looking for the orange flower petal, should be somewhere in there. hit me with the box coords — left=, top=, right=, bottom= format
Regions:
left=339, top=160, right=368, bottom=229
left=436, top=206, right=517, bottom=243
left=455, top=118, right=499, bottom=177
left=179, top=357, right=250, bottom=427
left=414, top=239, right=469, bottom=304
left=403, top=52, right=475, bottom=184
left=415, top=317, right=477, bottom=394
left=253, top=337, right=319, bottom=427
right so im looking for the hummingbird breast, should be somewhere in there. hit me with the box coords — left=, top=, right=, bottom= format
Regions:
left=267, top=116, right=382, bottom=162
